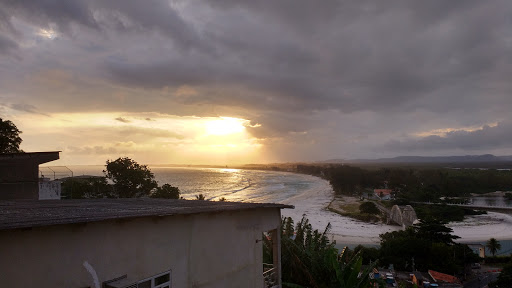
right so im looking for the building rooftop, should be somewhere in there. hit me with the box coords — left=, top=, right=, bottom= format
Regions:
left=0, top=199, right=294, bottom=230
left=428, top=270, right=460, bottom=284
left=0, top=151, right=60, bottom=164
left=374, top=189, right=392, bottom=195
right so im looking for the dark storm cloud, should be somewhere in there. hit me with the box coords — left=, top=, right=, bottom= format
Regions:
left=1, top=0, right=512, bottom=158
left=0, top=0, right=201, bottom=50
left=383, top=121, right=512, bottom=152
left=101, top=0, right=512, bottom=114
left=0, top=34, right=17, bottom=53
left=0, top=0, right=97, bottom=34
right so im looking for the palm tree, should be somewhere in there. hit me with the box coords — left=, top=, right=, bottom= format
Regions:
left=486, top=238, right=501, bottom=257
left=195, top=193, right=206, bottom=200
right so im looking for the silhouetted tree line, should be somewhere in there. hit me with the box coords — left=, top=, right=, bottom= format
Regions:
left=297, top=164, right=512, bottom=200
left=363, top=218, right=479, bottom=276
left=62, top=157, right=180, bottom=199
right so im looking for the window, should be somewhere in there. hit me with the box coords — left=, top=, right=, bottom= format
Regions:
left=137, top=271, right=171, bottom=288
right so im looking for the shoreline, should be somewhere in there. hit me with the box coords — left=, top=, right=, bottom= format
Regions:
left=280, top=173, right=512, bottom=246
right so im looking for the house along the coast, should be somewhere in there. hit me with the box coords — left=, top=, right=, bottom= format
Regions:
left=0, top=198, right=293, bottom=287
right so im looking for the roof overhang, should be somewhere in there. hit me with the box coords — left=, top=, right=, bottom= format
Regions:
left=0, top=151, right=60, bottom=165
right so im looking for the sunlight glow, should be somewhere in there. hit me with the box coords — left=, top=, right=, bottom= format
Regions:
left=38, top=28, right=57, bottom=39
left=413, top=122, right=499, bottom=137
left=13, top=111, right=264, bottom=165
left=205, top=117, right=246, bottom=135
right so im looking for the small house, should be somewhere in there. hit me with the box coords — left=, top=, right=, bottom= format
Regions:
left=374, top=189, right=393, bottom=200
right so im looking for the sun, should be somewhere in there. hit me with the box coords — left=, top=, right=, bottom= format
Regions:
left=205, top=117, right=246, bottom=135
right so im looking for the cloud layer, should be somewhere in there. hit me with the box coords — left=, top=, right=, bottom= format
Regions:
left=1, top=1, right=512, bottom=163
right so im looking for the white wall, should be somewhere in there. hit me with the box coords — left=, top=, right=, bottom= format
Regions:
left=38, top=180, right=61, bottom=200
left=0, top=208, right=281, bottom=288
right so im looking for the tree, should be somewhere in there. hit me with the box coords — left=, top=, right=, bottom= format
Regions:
left=359, top=201, right=380, bottom=215
left=150, top=183, right=180, bottom=199
left=413, top=218, right=460, bottom=245
left=486, top=238, right=502, bottom=257
left=267, top=216, right=381, bottom=288
left=195, top=193, right=206, bottom=200
left=379, top=219, right=475, bottom=274
left=61, top=177, right=112, bottom=199
left=0, top=118, right=23, bottom=153
left=104, top=157, right=158, bottom=198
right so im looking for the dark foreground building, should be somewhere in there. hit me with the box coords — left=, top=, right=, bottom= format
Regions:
left=0, top=151, right=60, bottom=200
left=0, top=198, right=292, bottom=287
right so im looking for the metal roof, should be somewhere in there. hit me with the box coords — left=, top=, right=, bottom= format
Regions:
left=0, top=198, right=293, bottom=230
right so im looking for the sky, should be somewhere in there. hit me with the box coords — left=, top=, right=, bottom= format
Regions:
left=1, top=1, right=512, bottom=165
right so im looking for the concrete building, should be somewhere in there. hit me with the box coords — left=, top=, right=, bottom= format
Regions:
left=0, top=151, right=60, bottom=200
left=467, top=243, right=486, bottom=258
left=0, top=198, right=292, bottom=287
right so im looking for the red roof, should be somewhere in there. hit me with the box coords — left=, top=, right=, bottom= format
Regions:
left=428, top=270, right=460, bottom=284
left=374, top=189, right=392, bottom=195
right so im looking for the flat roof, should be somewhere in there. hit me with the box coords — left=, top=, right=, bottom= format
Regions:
left=0, top=199, right=294, bottom=230
left=0, top=151, right=60, bottom=164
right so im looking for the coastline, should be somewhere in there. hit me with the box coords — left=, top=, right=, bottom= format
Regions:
left=67, top=165, right=512, bottom=246
left=281, top=173, right=512, bottom=246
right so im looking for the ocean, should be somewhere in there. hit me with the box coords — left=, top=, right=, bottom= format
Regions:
left=64, top=165, right=328, bottom=203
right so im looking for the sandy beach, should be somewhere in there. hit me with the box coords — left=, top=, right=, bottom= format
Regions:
left=280, top=176, right=512, bottom=245
left=449, top=212, right=512, bottom=242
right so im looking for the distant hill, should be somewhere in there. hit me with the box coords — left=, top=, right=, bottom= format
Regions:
left=322, top=154, right=512, bottom=164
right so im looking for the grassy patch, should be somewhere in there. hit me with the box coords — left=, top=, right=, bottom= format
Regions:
left=328, top=200, right=382, bottom=223
left=337, top=202, right=361, bottom=213
left=413, top=204, right=487, bottom=222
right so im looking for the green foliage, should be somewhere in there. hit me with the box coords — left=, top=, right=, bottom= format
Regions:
left=150, top=183, right=180, bottom=199
left=195, top=193, right=206, bottom=200
left=353, top=245, right=380, bottom=265
left=413, top=218, right=460, bottom=245
left=489, top=260, right=512, bottom=288
left=298, top=164, right=512, bottom=200
left=330, top=249, right=381, bottom=288
left=379, top=219, right=478, bottom=274
left=414, top=204, right=465, bottom=222
left=60, top=158, right=178, bottom=199
left=486, top=238, right=502, bottom=257
left=0, top=118, right=23, bottom=153
left=61, top=177, right=112, bottom=199
left=269, top=216, right=379, bottom=288
left=104, top=157, right=158, bottom=198
left=414, top=204, right=486, bottom=222
left=359, top=201, right=380, bottom=215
